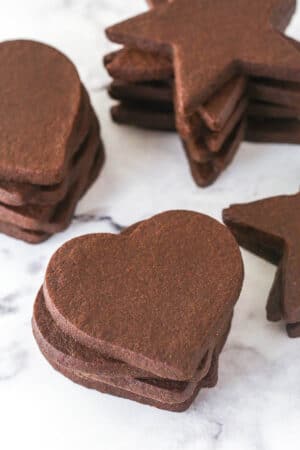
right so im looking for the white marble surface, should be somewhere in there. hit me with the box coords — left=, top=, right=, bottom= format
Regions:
left=0, top=1, right=300, bottom=449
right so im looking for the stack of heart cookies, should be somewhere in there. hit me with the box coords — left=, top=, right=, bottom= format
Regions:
left=0, top=40, right=105, bottom=243
left=33, top=211, right=244, bottom=411
left=104, top=0, right=300, bottom=186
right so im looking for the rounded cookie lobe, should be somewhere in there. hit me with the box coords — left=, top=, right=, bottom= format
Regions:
left=44, top=210, right=244, bottom=380
left=0, top=40, right=82, bottom=184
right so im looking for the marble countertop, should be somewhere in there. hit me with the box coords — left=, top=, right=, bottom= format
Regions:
left=1, top=1, right=300, bottom=449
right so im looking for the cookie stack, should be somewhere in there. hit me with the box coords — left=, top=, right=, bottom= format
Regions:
left=33, top=211, right=244, bottom=411
left=104, top=50, right=248, bottom=186
left=223, top=192, right=300, bottom=338
left=0, top=40, right=105, bottom=243
left=104, top=0, right=300, bottom=186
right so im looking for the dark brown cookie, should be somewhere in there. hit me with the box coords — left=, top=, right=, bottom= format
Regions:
left=33, top=288, right=232, bottom=411
left=33, top=289, right=231, bottom=384
left=106, top=0, right=298, bottom=117
left=42, top=356, right=205, bottom=412
left=104, top=48, right=173, bottom=83
left=189, top=97, right=248, bottom=156
left=111, top=103, right=175, bottom=131
left=104, top=0, right=299, bottom=186
left=249, top=78, right=300, bottom=109
left=147, top=0, right=296, bottom=33
left=0, top=220, right=50, bottom=244
left=0, top=141, right=104, bottom=243
left=248, top=101, right=300, bottom=119
left=246, top=117, right=300, bottom=144
left=0, top=86, right=93, bottom=207
left=111, top=96, right=247, bottom=164
left=0, top=115, right=102, bottom=233
left=0, top=40, right=85, bottom=185
left=105, top=49, right=247, bottom=132
left=43, top=210, right=243, bottom=380
left=223, top=193, right=300, bottom=337
left=109, top=79, right=300, bottom=126
left=184, top=120, right=246, bottom=187
left=106, top=51, right=300, bottom=129
left=32, top=210, right=236, bottom=411
left=34, top=284, right=232, bottom=381
left=109, top=80, right=173, bottom=106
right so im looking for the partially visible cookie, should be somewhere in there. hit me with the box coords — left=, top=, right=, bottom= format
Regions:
left=111, top=103, right=175, bottom=131
left=105, top=49, right=247, bottom=132
left=223, top=193, right=300, bottom=337
left=0, top=40, right=82, bottom=184
left=0, top=86, right=93, bottom=207
left=104, top=48, right=173, bottom=83
left=0, top=40, right=105, bottom=242
left=246, top=118, right=300, bottom=144
left=184, top=120, right=246, bottom=187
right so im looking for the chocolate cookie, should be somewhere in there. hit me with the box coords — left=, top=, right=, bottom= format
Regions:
left=105, top=49, right=247, bottom=132
left=0, top=116, right=101, bottom=232
left=33, top=289, right=232, bottom=411
left=223, top=193, right=300, bottom=337
left=108, top=79, right=173, bottom=105
left=104, top=48, right=173, bottom=83
left=44, top=211, right=243, bottom=380
left=105, top=0, right=299, bottom=186
left=184, top=120, right=246, bottom=186
left=246, top=118, right=300, bottom=144
left=248, top=101, right=300, bottom=120
left=249, top=78, right=300, bottom=109
left=0, top=86, right=93, bottom=207
left=106, top=0, right=298, bottom=115
left=0, top=40, right=105, bottom=242
left=33, top=210, right=243, bottom=410
left=111, top=103, right=175, bottom=131
left=0, top=145, right=104, bottom=244
left=0, top=40, right=83, bottom=185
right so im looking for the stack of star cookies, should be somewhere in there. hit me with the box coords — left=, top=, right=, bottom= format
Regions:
left=104, top=0, right=300, bottom=186
left=33, top=211, right=244, bottom=411
left=0, top=40, right=105, bottom=243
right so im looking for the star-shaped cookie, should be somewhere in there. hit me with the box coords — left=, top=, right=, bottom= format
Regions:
left=223, top=192, right=300, bottom=337
left=106, top=0, right=299, bottom=116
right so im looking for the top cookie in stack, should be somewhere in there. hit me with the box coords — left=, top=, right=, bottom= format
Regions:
left=104, top=0, right=300, bottom=187
left=0, top=40, right=105, bottom=243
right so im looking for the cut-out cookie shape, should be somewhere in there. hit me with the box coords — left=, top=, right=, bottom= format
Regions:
left=33, top=210, right=244, bottom=411
left=105, top=0, right=300, bottom=186
left=223, top=192, right=300, bottom=337
left=107, top=0, right=299, bottom=115
left=0, top=40, right=83, bottom=184
left=0, top=40, right=105, bottom=242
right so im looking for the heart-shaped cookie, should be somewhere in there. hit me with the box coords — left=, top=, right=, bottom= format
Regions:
left=0, top=40, right=82, bottom=184
left=44, top=210, right=243, bottom=380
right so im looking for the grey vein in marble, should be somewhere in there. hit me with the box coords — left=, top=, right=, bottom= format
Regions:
left=0, top=293, right=19, bottom=315
left=27, top=260, right=45, bottom=275
left=73, top=212, right=125, bottom=232
left=0, top=343, right=27, bottom=381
